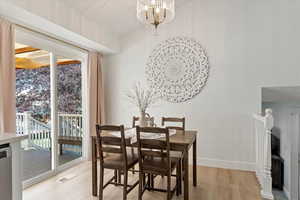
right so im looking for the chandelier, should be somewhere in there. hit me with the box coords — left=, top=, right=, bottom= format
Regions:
left=137, top=0, right=175, bottom=30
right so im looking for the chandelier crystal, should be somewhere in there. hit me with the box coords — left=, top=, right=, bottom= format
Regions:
left=137, top=0, right=175, bottom=29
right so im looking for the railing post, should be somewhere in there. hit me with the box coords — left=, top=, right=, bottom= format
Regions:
left=261, top=108, right=274, bottom=200
left=24, top=111, right=33, bottom=147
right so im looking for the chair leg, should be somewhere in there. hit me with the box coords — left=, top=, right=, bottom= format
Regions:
left=118, top=170, right=122, bottom=184
left=99, top=166, right=104, bottom=200
left=143, top=173, right=146, bottom=187
left=59, top=144, right=63, bottom=155
left=151, top=174, right=154, bottom=189
left=139, top=172, right=144, bottom=200
left=167, top=174, right=171, bottom=200
left=131, top=148, right=135, bottom=174
left=147, top=174, right=153, bottom=190
left=179, top=160, right=182, bottom=195
left=123, top=171, right=128, bottom=200
left=176, top=165, right=179, bottom=196
left=114, top=170, right=118, bottom=186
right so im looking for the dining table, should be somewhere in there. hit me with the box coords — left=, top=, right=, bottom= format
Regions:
left=91, top=129, right=197, bottom=200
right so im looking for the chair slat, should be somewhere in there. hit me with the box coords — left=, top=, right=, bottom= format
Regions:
left=101, top=136, right=122, bottom=146
left=166, top=126, right=184, bottom=131
left=102, top=146, right=122, bottom=154
left=162, top=117, right=185, bottom=131
left=98, top=125, right=122, bottom=132
left=140, top=139, right=166, bottom=149
left=139, top=127, right=168, bottom=134
left=141, top=150, right=168, bottom=158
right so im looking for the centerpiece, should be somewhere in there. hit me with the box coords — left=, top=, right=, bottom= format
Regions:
left=126, top=82, right=159, bottom=127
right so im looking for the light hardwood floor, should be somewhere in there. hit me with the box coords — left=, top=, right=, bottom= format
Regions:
left=23, top=161, right=262, bottom=200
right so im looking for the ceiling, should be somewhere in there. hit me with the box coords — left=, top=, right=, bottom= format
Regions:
left=262, top=87, right=300, bottom=103
left=15, top=43, right=78, bottom=69
left=61, top=0, right=191, bottom=36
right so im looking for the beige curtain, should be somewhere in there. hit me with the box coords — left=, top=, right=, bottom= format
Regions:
left=0, top=18, right=16, bottom=134
left=87, top=52, right=105, bottom=158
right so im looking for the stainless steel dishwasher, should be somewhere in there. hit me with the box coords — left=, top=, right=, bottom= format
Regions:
left=0, top=144, right=12, bottom=200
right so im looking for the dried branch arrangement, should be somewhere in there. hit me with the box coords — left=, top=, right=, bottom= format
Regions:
left=125, top=82, right=160, bottom=113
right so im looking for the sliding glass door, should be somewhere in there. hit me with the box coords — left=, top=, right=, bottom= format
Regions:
left=15, top=28, right=87, bottom=186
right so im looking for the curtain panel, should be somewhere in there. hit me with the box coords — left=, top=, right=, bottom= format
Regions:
left=87, top=52, right=105, bottom=158
left=0, top=18, right=16, bottom=134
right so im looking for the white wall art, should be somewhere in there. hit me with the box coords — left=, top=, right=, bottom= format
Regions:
left=146, top=36, right=209, bottom=103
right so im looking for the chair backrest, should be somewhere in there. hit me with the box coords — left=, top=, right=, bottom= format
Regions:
left=95, top=125, right=128, bottom=167
left=136, top=126, right=171, bottom=174
left=161, top=117, right=185, bottom=130
left=132, top=116, right=155, bottom=127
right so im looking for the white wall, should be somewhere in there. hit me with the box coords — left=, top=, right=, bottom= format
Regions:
left=103, top=0, right=300, bottom=171
left=0, top=0, right=119, bottom=53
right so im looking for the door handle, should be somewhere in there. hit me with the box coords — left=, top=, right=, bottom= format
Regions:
left=0, top=148, right=11, bottom=159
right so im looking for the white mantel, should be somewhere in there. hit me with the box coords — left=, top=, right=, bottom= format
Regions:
left=0, top=133, right=27, bottom=200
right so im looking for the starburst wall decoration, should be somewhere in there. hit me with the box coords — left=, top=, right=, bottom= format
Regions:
left=146, top=36, right=210, bottom=103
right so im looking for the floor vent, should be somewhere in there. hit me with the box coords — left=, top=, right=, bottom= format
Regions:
left=57, top=174, right=77, bottom=183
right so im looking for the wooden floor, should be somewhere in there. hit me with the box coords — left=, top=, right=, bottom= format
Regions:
left=23, top=161, right=262, bottom=200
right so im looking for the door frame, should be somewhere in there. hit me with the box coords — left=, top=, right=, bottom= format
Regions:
left=290, top=109, right=300, bottom=200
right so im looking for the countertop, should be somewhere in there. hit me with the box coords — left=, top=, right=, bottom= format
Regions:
left=0, top=133, right=28, bottom=145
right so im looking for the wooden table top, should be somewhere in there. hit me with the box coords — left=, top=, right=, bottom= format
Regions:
left=91, top=129, right=197, bottom=147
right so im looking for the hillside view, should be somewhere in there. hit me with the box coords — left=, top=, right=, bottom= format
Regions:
left=16, top=63, right=82, bottom=122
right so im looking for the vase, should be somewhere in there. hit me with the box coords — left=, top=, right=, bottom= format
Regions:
left=139, top=111, right=147, bottom=127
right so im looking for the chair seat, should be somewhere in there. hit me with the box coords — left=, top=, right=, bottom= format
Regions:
left=103, top=153, right=138, bottom=169
left=142, top=156, right=180, bottom=175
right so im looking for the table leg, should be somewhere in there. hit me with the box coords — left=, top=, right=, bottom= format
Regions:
left=193, top=137, right=197, bottom=187
left=184, top=149, right=189, bottom=200
left=92, top=137, right=97, bottom=196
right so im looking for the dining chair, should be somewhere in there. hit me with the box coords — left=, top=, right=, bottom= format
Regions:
left=162, top=117, right=185, bottom=190
left=95, top=125, right=139, bottom=200
left=136, top=126, right=181, bottom=200
left=161, top=117, right=185, bottom=131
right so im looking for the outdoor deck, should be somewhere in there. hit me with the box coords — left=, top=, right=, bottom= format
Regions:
left=17, top=112, right=83, bottom=181
left=22, top=148, right=81, bottom=181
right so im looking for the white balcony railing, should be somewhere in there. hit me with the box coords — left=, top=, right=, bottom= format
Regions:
left=58, top=113, right=83, bottom=139
left=16, top=112, right=83, bottom=151
left=253, top=109, right=274, bottom=200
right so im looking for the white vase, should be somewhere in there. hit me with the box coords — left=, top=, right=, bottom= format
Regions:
left=139, top=111, right=147, bottom=127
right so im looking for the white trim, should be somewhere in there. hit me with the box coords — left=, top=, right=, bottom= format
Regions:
left=11, top=142, right=22, bottom=200
left=284, top=186, right=291, bottom=200
left=50, top=53, right=58, bottom=170
left=23, top=170, right=56, bottom=189
left=15, top=27, right=87, bottom=60
left=57, top=157, right=84, bottom=171
left=81, top=54, right=90, bottom=161
left=261, top=190, right=274, bottom=200
left=198, top=157, right=256, bottom=172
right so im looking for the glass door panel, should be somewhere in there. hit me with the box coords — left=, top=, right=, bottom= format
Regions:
left=15, top=43, right=52, bottom=181
left=56, top=56, right=82, bottom=166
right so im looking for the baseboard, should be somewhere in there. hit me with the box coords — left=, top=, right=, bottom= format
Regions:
left=198, top=157, right=256, bottom=172
left=261, top=190, right=274, bottom=200
left=283, top=186, right=291, bottom=200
